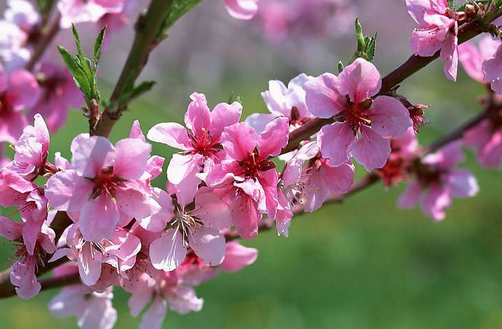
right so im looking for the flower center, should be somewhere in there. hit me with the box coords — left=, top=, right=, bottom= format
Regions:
left=0, top=93, right=13, bottom=117
left=336, top=97, right=372, bottom=134
left=187, top=127, right=222, bottom=158
left=239, top=147, right=276, bottom=178
left=89, top=167, right=125, bottom=199
left=171, top=211, right=203, bottom=246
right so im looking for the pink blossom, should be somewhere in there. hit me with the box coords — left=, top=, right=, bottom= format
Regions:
left=45, top=135, right=160, bottom=243
left=29, top=62, right=83, bottom=132
left=49, top=286, right=117, bottom=329
left=377, top=127, right=420, bottom=187
left=304, top=58, right=412, bottom=171
left=50, top=224, right=141, bottom=286
left=0, top=66, right=41, bottom=143
left=147, top=92, right=242, bottom=201
left=220, top=241, right=258, bottom=272
left=0, top=0, right=40, bottom=69
left=407, top=0, right=459, bottom=81
left=5, top=114, right=54, bottom=180
left=149, top=188, right=230, bottom=271
left=458, top=36, right=500, bottom=83
left=58, top=0, right=125, bottom=29
left=206, top=118, right=289, bottom=238
left=397, top=141, right=479, bottom=221
left=464, top=118, right=502, bottom=168
left=124, top=272, right=203, bottom=329
left=0, top=216, right=55, bottom=299
left=483, top=44, right=502, bottom=94
left=0, top=169, right=35, bottom=207
left=98, top=0, right=134, bottom=34
left=246, top=74, right=313, bottom=133
left=221, top=0, right=259, bottom=20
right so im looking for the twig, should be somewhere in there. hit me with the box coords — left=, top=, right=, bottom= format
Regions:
left=25, top=13, right=61, bottom=72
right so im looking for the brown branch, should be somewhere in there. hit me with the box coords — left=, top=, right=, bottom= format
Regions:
left=40, top=273, right=81, bottom=292
left=93, top=0, right=175, bottom=137
left=281, top=14, right=501, bottom=154
left=25, top=13, right=61, bottom=72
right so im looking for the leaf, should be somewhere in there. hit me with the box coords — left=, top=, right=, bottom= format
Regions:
left=364, top=33, right=377, bottom=62
left=57, top=46, right=92, bottom=97
left=71, top=24, right=92, bottom=81
left=338, top=61, right=345, bottom=73
left=158, top=0, right=203, bottom=38
left=93, top=26, right=107, bottom=73
left=120, top=81, right=157, bottom=106
left=447, top=0, right=456, bottom=10
left=355, top=18, right=365, bottom=52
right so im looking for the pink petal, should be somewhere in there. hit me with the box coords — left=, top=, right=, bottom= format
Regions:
left=231, top=193, right=261, bottom=239
left=72, top=136, right=115, bottom=178
left=78, top=242, right=103, bottom=286
left=369, top=96, right=412, bottom=138
left=129, top=120, right=146, bottom=141
left=440, top=33, right=458, bottom=82
left=185, top=92, right=211, bottom=137
left=116, top=188, right=161, bottom=222
left=45, top=170, right=93, bottom=212
left=221, top=0, right=258, bottom=20
left=411, top=27, right=443, bottom=57
left=337, top=58, right=382, bottom=103
left=245, top=113, right=278, bottom=134
left=446, top=168, right=479, bottom=198
left=140, top=295, right=167, bottom=329
left=149, top=229, right=187, bottom=271
left=0, top=216, right=23, bottom=240
left=79, top=195, right=119, bottom=243
left=165, top=286, right=203, bottom=314
left=319, top=122, right=355, bottom=167
left=479, top=131, right=502, bottom=168
left=458, top=42, right=484, bottom=83
left=113, top=138, right=151, bottom=180
left=0, top=109, right=28, bottom=144
left=210, top=101, right=243, bottom=140
left=6, top=69, right=41, bottom=110
left=192, top=191, right=231, bottom=230
left=146, top=122, right=191, bottom=151
left=258, top=117, right=289, bottom=157
left=221, top=123, right=258, bottom=161
left=352, top=126, right=391, bottom=170
left=406, top=0, right=432, bottom=25
left=167, top=153, right=201, bottom=185
left=137, top=188, right=173, bottom=233
left=420, top=184, right=451, bottom=221
left=189, top=227, right=226, bottom=266
left=397, top=181, right=423, bottom=208
left=303, top=73, right=346, bottom=118
left=128, top=286, right=153, bottom=317
left=11, top=256, right=40, bottom=299
left=220, top=241, right=258, bottom=272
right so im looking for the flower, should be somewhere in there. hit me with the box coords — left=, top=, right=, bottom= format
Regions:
left=58, top=0, right=126, bottom=29
left=221, top=0, right=259, bottom=20
left=304, top=58, right=412, bottom=171
left=148, top=188, right=230, bottom=272
left=458, top=36, right=500, bottom=83
left=0, top=65, right=41, bottom=143
left=246, top=74, right=313, bottom=133
left=463, top=115, right=502, bottom=168
left=407, top=0, right=459, bottom=81
left=0, top=215, right=55, bottom=299
left=45, top=135, right=160, bottom=242
left=398, top=141, right=479, bottom=221
left=147, top=92, right=242, bottom=203
left=30, top=62, right=83, bottom=133
left=482, top=44, right=502, bottom=95
left=5, top=113, right=54, bottom=180
left=206, top=118, right=289, bottom=238
left=124, top=271, right=203, bottom=329
left=49, top=285, right=118, bottom=329
left=219, top=241, right=258, bottom=272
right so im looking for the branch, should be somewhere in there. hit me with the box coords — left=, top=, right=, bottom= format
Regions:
left=25, top=13, right=61, bottom=72
left=93, top=0, right=175, bottom=137
left=281, top=15, right=500, bottom=154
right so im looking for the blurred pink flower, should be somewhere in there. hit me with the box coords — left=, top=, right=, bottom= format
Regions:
left=58, top=0, right=125, bottom=29
left=398, top=141, right=479, bottom=221
left=221, top=0, right=259, bottom=20
left=458, top=36, right=500, bottom=83
left=464, top=118, right=502, bottom=168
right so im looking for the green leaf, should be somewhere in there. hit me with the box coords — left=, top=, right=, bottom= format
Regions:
left=447, top=0, right=456, bottom=10
left=57, top=46, right=91, bottom=97
left=355, top=18, right=365, bottom=52
left=338, top=61, right=345, bottom=73
left=93, top=26, right=107, bottom=73
left=158, top=0, right=204, bottom=38
left=71, top=24, right=93, bottom=81
left=365, top=33, right=377, bottom=62
left=120, top=81, right=157, bottom=106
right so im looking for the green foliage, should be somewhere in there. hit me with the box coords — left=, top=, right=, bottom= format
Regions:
left=349, top=19, right=378, bottom=64
left=447, top=0, right=456, bottom=10
left=58, top=25, right=107, bottom=104
left=118, top=81, right=157, bottom=108
left=338, top=60, right=345, bottom=73
left=158, top=0, right=204, bottom=39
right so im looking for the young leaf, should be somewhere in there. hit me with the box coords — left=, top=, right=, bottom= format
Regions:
left=57, top=46, right=92, bottom=97
left=355, top=18, right=366, bottom=52
left=71, top=24, right=92, bottom=80
left=447, top=0, right=456, bottom=10
left=365, top=33, right=378, bottom=62
left=338, top=61, right=345, bottom=73
left=119, top=81, right=157, bottom=106
left=158, top=0, right=203, bottom=38
left=93, top=26, right=107, bottom=73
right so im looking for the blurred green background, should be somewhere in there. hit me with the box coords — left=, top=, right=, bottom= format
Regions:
left=1, top=0, right=502, bottom=328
